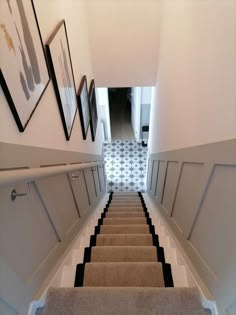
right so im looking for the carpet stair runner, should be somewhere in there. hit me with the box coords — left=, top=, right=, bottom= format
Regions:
left=37, top=192, right=211, bottom=315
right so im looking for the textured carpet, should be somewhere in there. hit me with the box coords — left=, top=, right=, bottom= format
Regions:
left=37, top=287, right=211, bottom=315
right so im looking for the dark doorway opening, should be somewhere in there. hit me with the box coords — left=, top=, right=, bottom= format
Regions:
left=108, top=88, right=134, bottom=140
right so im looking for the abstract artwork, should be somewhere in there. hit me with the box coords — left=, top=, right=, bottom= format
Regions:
left=77, top=75, right=90, bottom=140
left=104, top=140, right=147, bottom=192
left=0, top=0, right=50, bottom=131
left=89, top=80, right=98, bottom=142
left=46, top=20, right=77, bottom=141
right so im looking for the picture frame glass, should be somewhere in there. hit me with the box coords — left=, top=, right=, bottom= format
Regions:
left=0, top=0, right=50, bottom=131
left=89, top=80, right=98, bottom=141
left=46, top=21, right=77, bottom=140
left=78, top=76, right=90, bottom=139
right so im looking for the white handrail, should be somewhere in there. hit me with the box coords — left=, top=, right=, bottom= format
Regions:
left=0, top=161, right=104, bottom=188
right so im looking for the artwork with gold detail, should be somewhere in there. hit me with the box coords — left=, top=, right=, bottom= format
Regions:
left=0, top=0, right=50, bottom=131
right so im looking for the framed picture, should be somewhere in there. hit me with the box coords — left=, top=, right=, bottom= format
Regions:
left=46, top=20, right=77, bottom=141
left=0, top=0, right=50, bottom=131
left=89, top=80, right=98, bottom=142
left=77, top=75, right=90, bottom=140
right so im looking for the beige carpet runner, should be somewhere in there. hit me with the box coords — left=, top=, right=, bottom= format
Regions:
left=37, top=192, right=211, bottom=315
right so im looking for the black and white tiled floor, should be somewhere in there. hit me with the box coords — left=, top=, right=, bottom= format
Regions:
left=104, top=140, right=148, bottom=192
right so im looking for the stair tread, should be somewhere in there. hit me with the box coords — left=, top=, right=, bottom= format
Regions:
left=91, top=246, right=158, bottom=262
left=100, top=224, right=150, bottom=234
left=96, top=234, right=154, bottom=246
left=103, top=218, right=147, bottom=225
left=111, top=200, right=140, bottom=202
left=110, top=203, right=142, bottom=206
left=39, top=287, right=211, bottom=315
left=108, top=207, right=144, bottom=212
left=106, top=212, right=145, bottom=218
left=112, top=197, right=140, bottom=200
left=83, top=262, right=165, bottom=287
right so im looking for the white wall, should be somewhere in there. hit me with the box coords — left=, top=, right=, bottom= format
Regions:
left=85, top=0, right=161, bottom=87
left=0, top=0, right=103, bottom=155
left=141, top=87, right=152, bottom=105
left=97, top=87, right=111, bottom=142
left=131, top=87, right=141, bottom=142
left=149, top=0, right=236, bottom=154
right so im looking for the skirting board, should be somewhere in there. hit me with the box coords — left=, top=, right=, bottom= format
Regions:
left=28, top=193, right=109, bottom=315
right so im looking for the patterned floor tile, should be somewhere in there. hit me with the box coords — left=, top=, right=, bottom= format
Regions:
left=104, top=140, right=147, bottom=192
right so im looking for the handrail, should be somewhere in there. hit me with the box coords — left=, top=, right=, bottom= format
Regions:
left=0, top=161, right=104, bottom=188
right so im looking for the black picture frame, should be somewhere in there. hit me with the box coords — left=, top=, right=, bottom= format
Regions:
left=88, top=79, right=98, bottom=142
left=0, top=0, right=50, bottom=132
left=77, top=75, right=90, bottom=140
left=46, top=20, right=77, bottom=141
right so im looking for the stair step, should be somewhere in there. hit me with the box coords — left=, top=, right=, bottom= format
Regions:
left=83, top=262, right=165, bottom=287
left=90, top=246, right=158, bottom=262
left=106, top=212, right=145, bottom=218
left=113, top=192, right=138, bottom=196
left=112, top=197, right=140, bottom=200
left=108, top=207, right=144, bottom=212
left=39, top=287, right=210, bottom=315
left=111, top=200, right=141, bottom=204
left=100, top=224, right=150, bottom=234
left=96, top=234, right=154, bottom=246
left=103, top=218, right=147, bottom=225
left=109, top=203, right=142, bottom=207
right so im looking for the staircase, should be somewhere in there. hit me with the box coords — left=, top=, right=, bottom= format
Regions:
left=37, top=192, right=211, bottom=315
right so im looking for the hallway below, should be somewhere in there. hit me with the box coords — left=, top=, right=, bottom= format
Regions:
left=109, top=88, right=134, bottom=140
left=104, top=140, right=147, bottom=192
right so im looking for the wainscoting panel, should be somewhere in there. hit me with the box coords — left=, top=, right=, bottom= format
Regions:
left=189, top=165, right=236, bottom=310
left=171, top=162, right=204, bottom=237
left=0, top=299, right=16, bottom=315
left=83, top=168, right=97, bottom=205
left=98, top=165, right=106, bottom=192
left=227, top=299, right=236, bottom=315
left=147, top=139, right=236, bottom=315
left=36, top=174, right=79, bottom=240
left=69, top=170, right=90, bottom=217
left=150, top=160, right=159, bottom=195
left=93, top=167, right=101, bottom=196
left=155, top=160, right=167, bottom=202
left=0, top=183, right=58, bottom=280
left=162, top=161, right=179, bottom=215
left=146, top=159, right=153, bottom=191
left=0, top=141, right=105, bottom=315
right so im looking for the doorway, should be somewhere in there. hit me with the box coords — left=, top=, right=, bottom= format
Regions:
left=108, top=88, right=134, bottom=140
